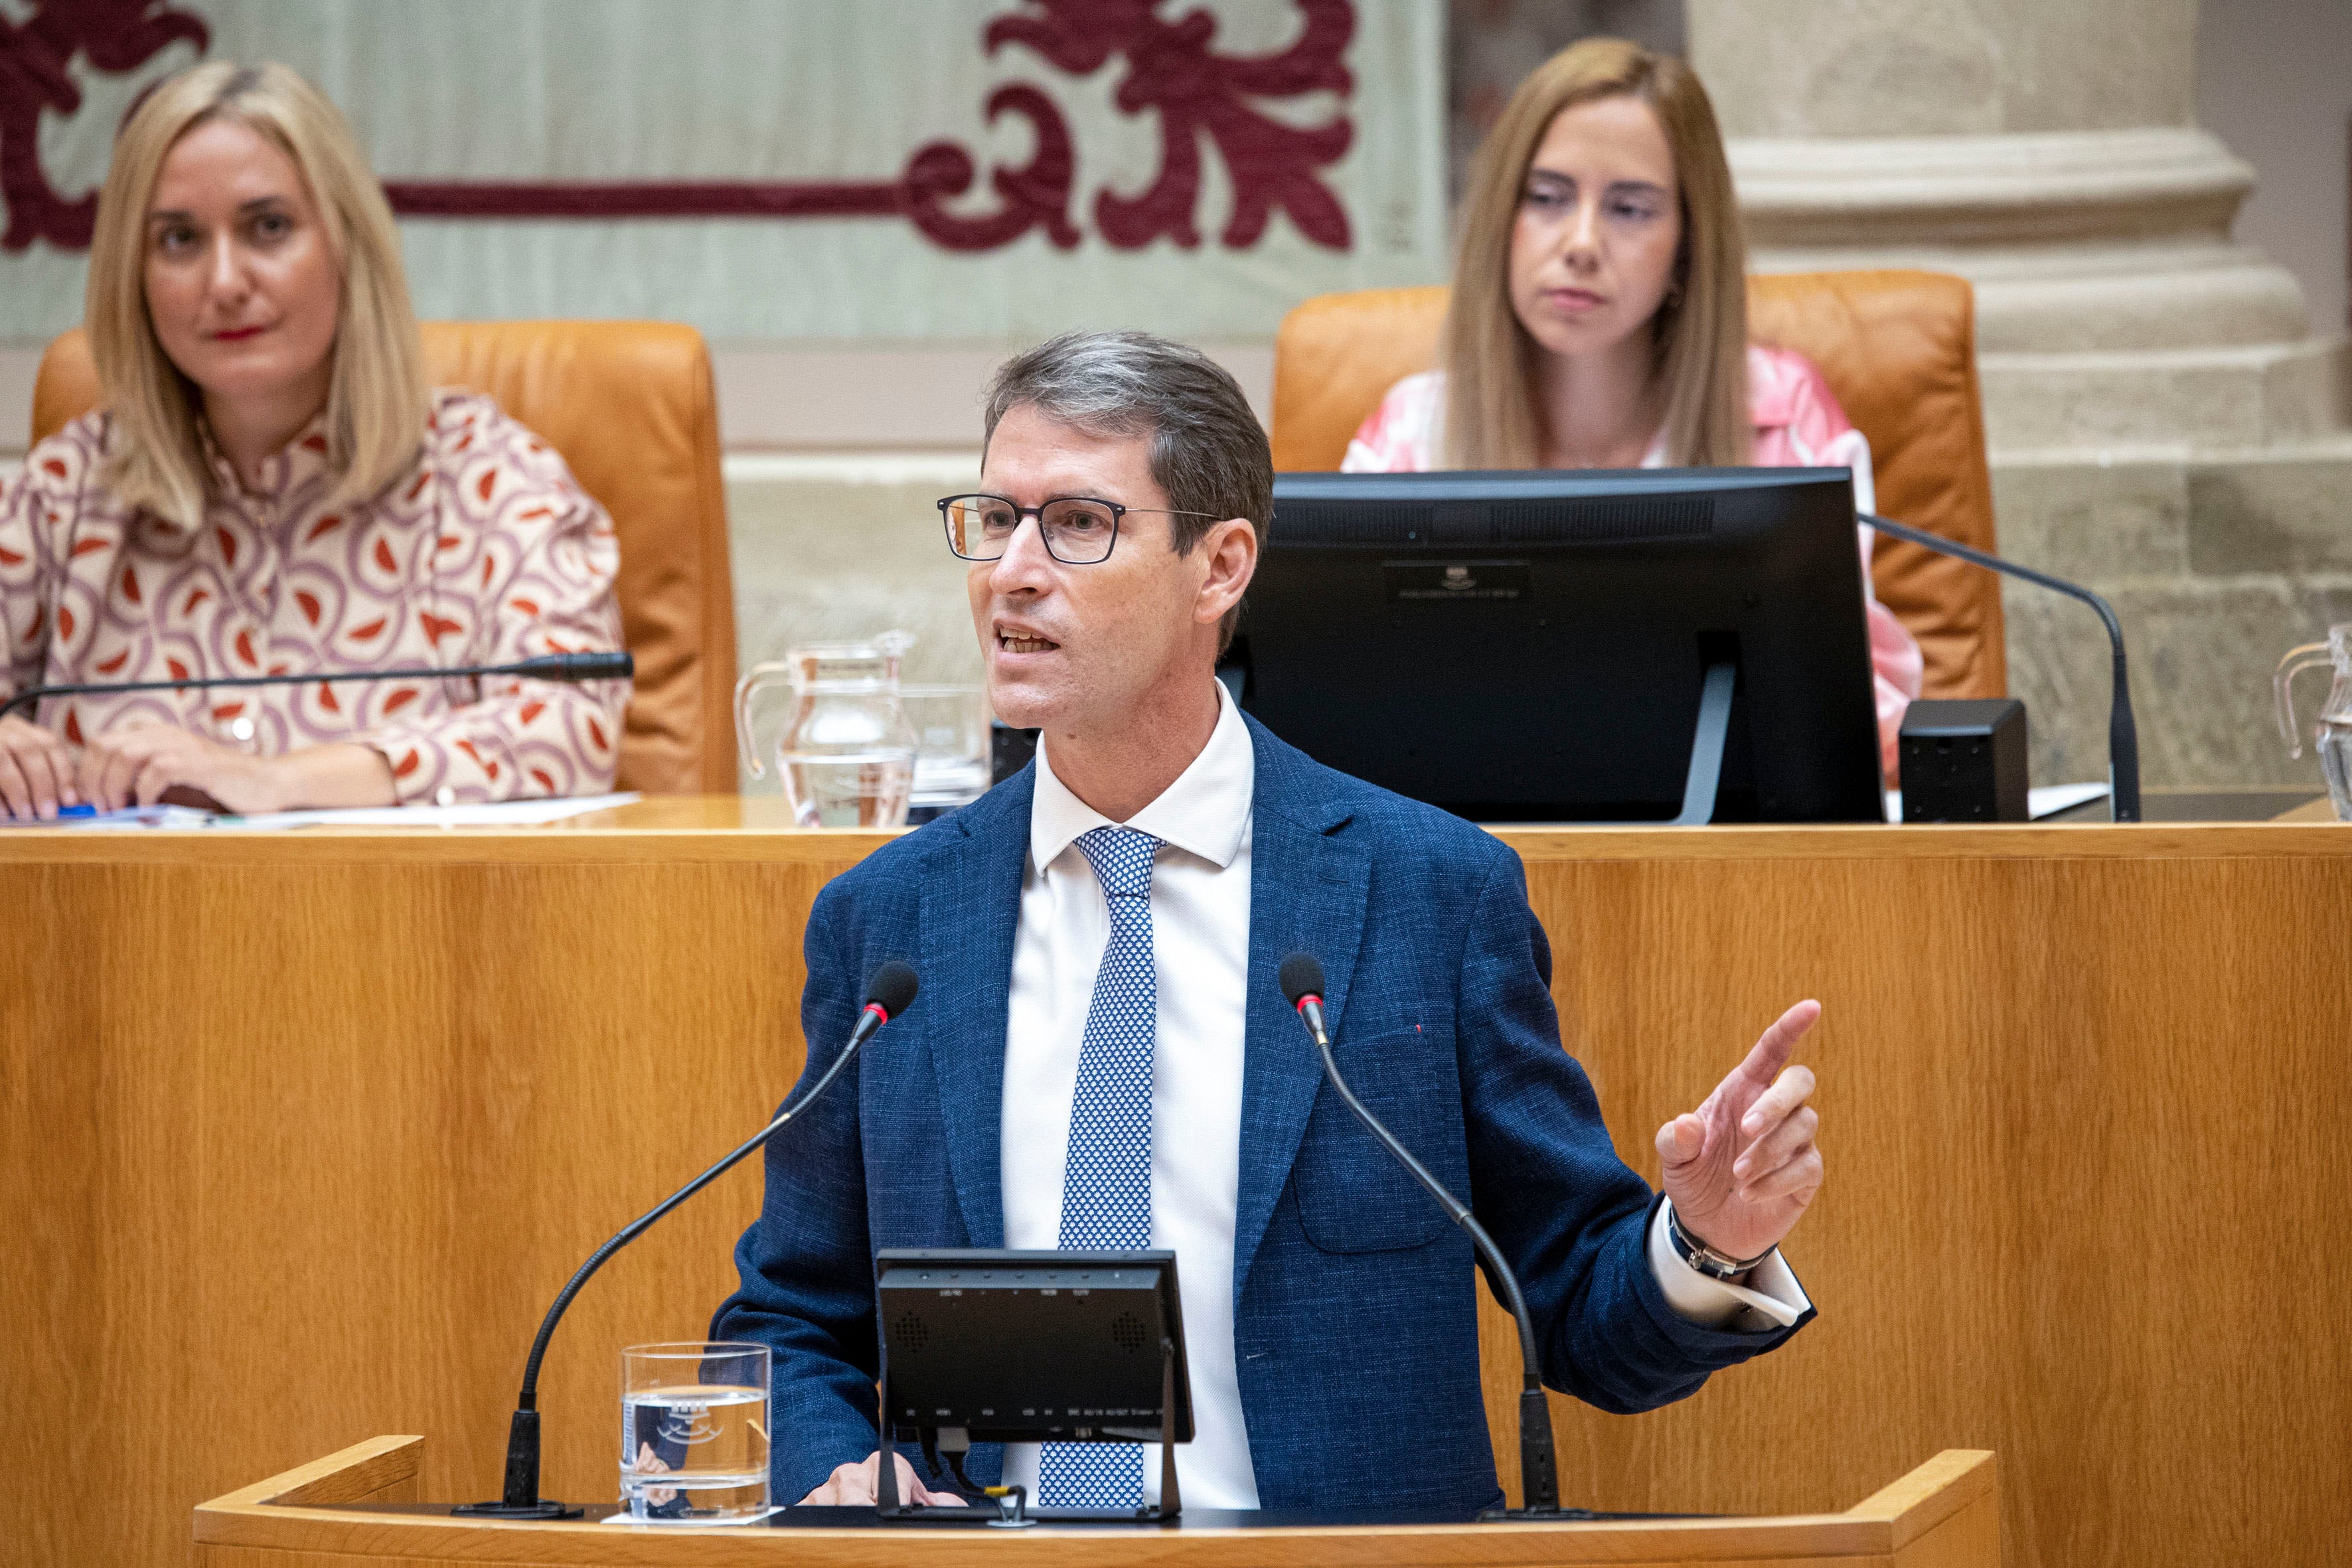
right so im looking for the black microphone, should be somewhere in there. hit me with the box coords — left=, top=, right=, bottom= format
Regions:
left=1860, top=511, right=2141, bottom=822
left=0, top=649, right=634, bottom=724
left=1277, top=953, right=1580, bottom=1520
left=456, top=960, right=919, bottom=1520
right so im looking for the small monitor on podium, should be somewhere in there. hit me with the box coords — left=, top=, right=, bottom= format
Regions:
left=873, top=1249, right=1193, bottom=1524
left=1231, top=468, right=1885, bottom=824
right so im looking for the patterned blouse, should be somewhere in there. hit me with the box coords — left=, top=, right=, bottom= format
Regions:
left=1344, top=346, right=1926, bottom=777
left=0, top=391, right=627, bottom=805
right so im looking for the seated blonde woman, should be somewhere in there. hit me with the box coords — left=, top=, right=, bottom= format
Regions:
left=0, top=62, right=626, bottom=821
left=1346, top=39, right=1922, bottom=780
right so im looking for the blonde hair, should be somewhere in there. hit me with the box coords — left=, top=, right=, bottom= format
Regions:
left=85, top=61, right=429, bottom=528
left=1441, top=38, right=1750, bottom=469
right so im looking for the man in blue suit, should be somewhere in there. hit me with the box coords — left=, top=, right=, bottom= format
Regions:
left=715, top=331, right=1824, bottom=1516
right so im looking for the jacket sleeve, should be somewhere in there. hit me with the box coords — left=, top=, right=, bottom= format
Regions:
left=708, top=878, right=889, bottom=1504
left=1453, top=844, right=1808, bottom=1415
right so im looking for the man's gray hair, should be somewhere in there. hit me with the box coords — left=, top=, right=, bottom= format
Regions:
left=982, top=331, right=1274, bottom=559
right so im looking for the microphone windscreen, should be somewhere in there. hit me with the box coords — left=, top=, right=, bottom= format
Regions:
left=560, top=650, right=635, bottom=680
left=865, top=961, right=919, bottom=1019
left=511, top=651, right=635, bottom=682
left=1278, top=952, right=1325, bottom=1006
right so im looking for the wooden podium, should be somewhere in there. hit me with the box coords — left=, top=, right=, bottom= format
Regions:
left=195, top=1437, right=1999, bottom=1567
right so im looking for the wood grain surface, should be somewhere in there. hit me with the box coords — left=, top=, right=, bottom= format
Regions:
left=187, top=1438, right=1996, bottom=1568
left=5, top=803, right=2347, bottom=1568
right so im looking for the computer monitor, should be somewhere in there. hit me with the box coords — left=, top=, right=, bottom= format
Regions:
left=1228, top=468, right=1885, bottom=824
left=872, top=1248, right=1193, bottom=1522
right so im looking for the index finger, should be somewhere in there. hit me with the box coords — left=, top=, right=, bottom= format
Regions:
left=1725, top=999, right=1821, bottom=1095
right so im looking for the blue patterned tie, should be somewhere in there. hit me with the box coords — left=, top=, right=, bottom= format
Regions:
left=1037, top=826, right=1160, bottom=1510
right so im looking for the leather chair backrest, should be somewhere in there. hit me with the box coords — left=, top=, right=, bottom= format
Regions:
left=31, top=320, right=738, bottom=793
left=1267, top=271, right=2006, bottom=700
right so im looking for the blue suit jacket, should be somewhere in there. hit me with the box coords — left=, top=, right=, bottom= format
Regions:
left=714, top=716, right=1808, bottom=1512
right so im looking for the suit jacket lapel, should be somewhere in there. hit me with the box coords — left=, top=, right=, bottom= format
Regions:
left=1233, top=719, right=1368, bottom=1302
left=917, top=769, right=1033, bottom=1249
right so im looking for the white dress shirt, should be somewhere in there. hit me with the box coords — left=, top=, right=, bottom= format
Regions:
left=996, top=683, right=1806, bottom=1508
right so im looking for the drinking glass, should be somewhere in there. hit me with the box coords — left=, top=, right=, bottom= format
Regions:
left=619, top=1342, right=770, bottom=1522
left=901, top=684, right=991, bottom=823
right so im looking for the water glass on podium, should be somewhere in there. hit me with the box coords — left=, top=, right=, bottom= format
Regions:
left=620, top=1342, right=771, bottom=1522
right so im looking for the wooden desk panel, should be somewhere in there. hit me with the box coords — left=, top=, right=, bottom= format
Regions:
left=3, top=805, right=2347, bottom=1568
left=1474, top=840, right=2352, bottom=1565
left=1, top=836, right=873, bottom=1568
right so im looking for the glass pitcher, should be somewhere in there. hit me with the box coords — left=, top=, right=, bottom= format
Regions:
left=2275, top=623, right=2352, bottom=821
left=736, top=634, right=917, bottom=828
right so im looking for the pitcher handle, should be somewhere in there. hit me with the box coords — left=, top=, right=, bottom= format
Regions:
left=2274, top=643, right=2333, bottom=759
left=734, top=663, right=795, bottom=780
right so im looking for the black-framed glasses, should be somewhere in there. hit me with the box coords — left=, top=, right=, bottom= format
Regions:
left=938, top=493, right=1217, bottom=565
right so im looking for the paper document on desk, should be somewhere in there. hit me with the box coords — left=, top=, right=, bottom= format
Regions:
left=2, top=793, right=640, bottom=830
left=228, top=793, right=641, bottom=828
left=0, top=804, right=218, bottom=830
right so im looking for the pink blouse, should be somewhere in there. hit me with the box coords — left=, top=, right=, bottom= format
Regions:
left=1344, top=345, right=1925, bottom=778
left=0, top=391, right=628, bottom=805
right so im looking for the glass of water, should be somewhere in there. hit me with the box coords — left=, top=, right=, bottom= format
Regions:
left=901, top=684, right=991, bottom=824
left=620, top=1342, right=770, bottom=1522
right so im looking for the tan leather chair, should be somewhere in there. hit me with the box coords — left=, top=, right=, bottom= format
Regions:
left=31, top=321, right=738, bottom=793
left=1269, top=271, right=2006, bottom=700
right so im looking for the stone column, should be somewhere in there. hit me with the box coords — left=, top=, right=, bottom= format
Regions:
left=1689, top=0, right=2352, bottom=789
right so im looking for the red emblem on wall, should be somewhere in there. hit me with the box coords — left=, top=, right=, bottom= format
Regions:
left=2, top=0, right=1356, bottom=255
left=0, top=0, right=210, bottom=251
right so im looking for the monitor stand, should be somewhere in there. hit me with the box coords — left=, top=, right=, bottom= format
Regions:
left=1667, top=660, right=1737, bottom=826
left=1497, top=659, right=1737, bottom=828
left=874, top=1334, right=1183, bottom=1526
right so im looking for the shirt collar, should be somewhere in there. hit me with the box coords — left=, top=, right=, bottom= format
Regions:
left=195, top=411, right=335, bottom=514
left=1030, top=681, right=1254, bottom=875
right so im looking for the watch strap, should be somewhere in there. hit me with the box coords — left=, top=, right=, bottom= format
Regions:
left=1664, top=1200, right=1774, bottom=1280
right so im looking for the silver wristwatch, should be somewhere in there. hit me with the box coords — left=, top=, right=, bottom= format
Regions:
left=1664, top=1200, right=1774, bottom=1281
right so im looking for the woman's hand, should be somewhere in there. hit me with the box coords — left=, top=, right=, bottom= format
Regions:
left=79, top=723, right=285, bottom=813
left=78, top=726, right=399, bottom=815
left=0, top=714, right=83, bottom=821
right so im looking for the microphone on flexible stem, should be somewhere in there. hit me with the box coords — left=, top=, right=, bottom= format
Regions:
left=1859, top=511, right=2141, bottom=823
left=0, top=649, right=635, bottom=725
left=455, top=960, right=919, bottom=1520
left=1277, top=953, right=1582, bottom=1521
